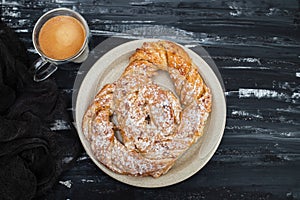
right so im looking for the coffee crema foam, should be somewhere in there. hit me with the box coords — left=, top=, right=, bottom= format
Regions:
left=38, top=15, right=86, bottom=60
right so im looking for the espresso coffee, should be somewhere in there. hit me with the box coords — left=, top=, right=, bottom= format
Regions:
left=38, top=15, right=86, bottom=60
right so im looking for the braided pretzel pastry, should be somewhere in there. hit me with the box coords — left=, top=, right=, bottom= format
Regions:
left=82, top=40, right=212, bottom=177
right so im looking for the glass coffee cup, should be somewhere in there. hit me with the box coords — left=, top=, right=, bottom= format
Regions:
left=31, top=8, right=90, bottom=82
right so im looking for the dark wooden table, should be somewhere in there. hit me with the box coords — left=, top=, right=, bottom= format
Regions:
left=1, top=0, right=300, bottom=199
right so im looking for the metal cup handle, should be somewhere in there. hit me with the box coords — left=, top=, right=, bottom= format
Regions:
left=31, top=57, right=58, bottom=82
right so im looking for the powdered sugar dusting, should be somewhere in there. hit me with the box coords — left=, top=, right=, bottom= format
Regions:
left=82, top=41, right=211, bottom=177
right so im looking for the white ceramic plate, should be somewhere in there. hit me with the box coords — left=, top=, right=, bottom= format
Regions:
left=75, top=39, right=226, bottom=188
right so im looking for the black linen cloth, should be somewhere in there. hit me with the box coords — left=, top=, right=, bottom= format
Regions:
left=0, top=22, right=81, bottom=199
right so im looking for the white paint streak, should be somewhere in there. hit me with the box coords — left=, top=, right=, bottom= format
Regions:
left=238, top=89, right=286, bottom=99
left=276, top=107, right=300, bottom=114
left=2, top=1, right=20, bottom=6
left=50, top=120, right=71, bottom=131
left=130, top=1, right=153, bottom=6
left=63, top=156, right=74, bottom=164
left=92, top=25, right=201, bottom=45
left=76, top=155, right=90, bottom=161
left=81, top=179, right=95, bottom=183
left=291, top=92, right=300, bottom=99
left=279, top=132, right=294, bottom=137
left=27, top=48, right=38, bottom=54
left=221, top=66, right=269, bottom=70
left=232, top=57, right=262, bottom=65
left=266, top=8, right=281, bottom=16
left=2, top=9, right=21, bottom=17
left=67, top=107, right=75, bottom=111
left=184, top=44, right=198, bottom=48
left=225, top=127, right=300, bottom=141
left=229, top=2, right=242, bottom=17
left=63, top=89, right=74, bottom=94
left=59, top=180, right=72, bottom=188
left=55, top=0, right=77, bottom=3
left=121, top=20, right=155, bottom=23
left=14, top=29, right=29, bottom=33
left=224, top=91, right=237, bottom=97
left=76, top=71, right=85, bottom=75
left=231, top=110, right=263, bottom=119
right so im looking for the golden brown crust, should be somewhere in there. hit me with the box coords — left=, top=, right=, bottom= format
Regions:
left=82, top=40, right=212, bottom=177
